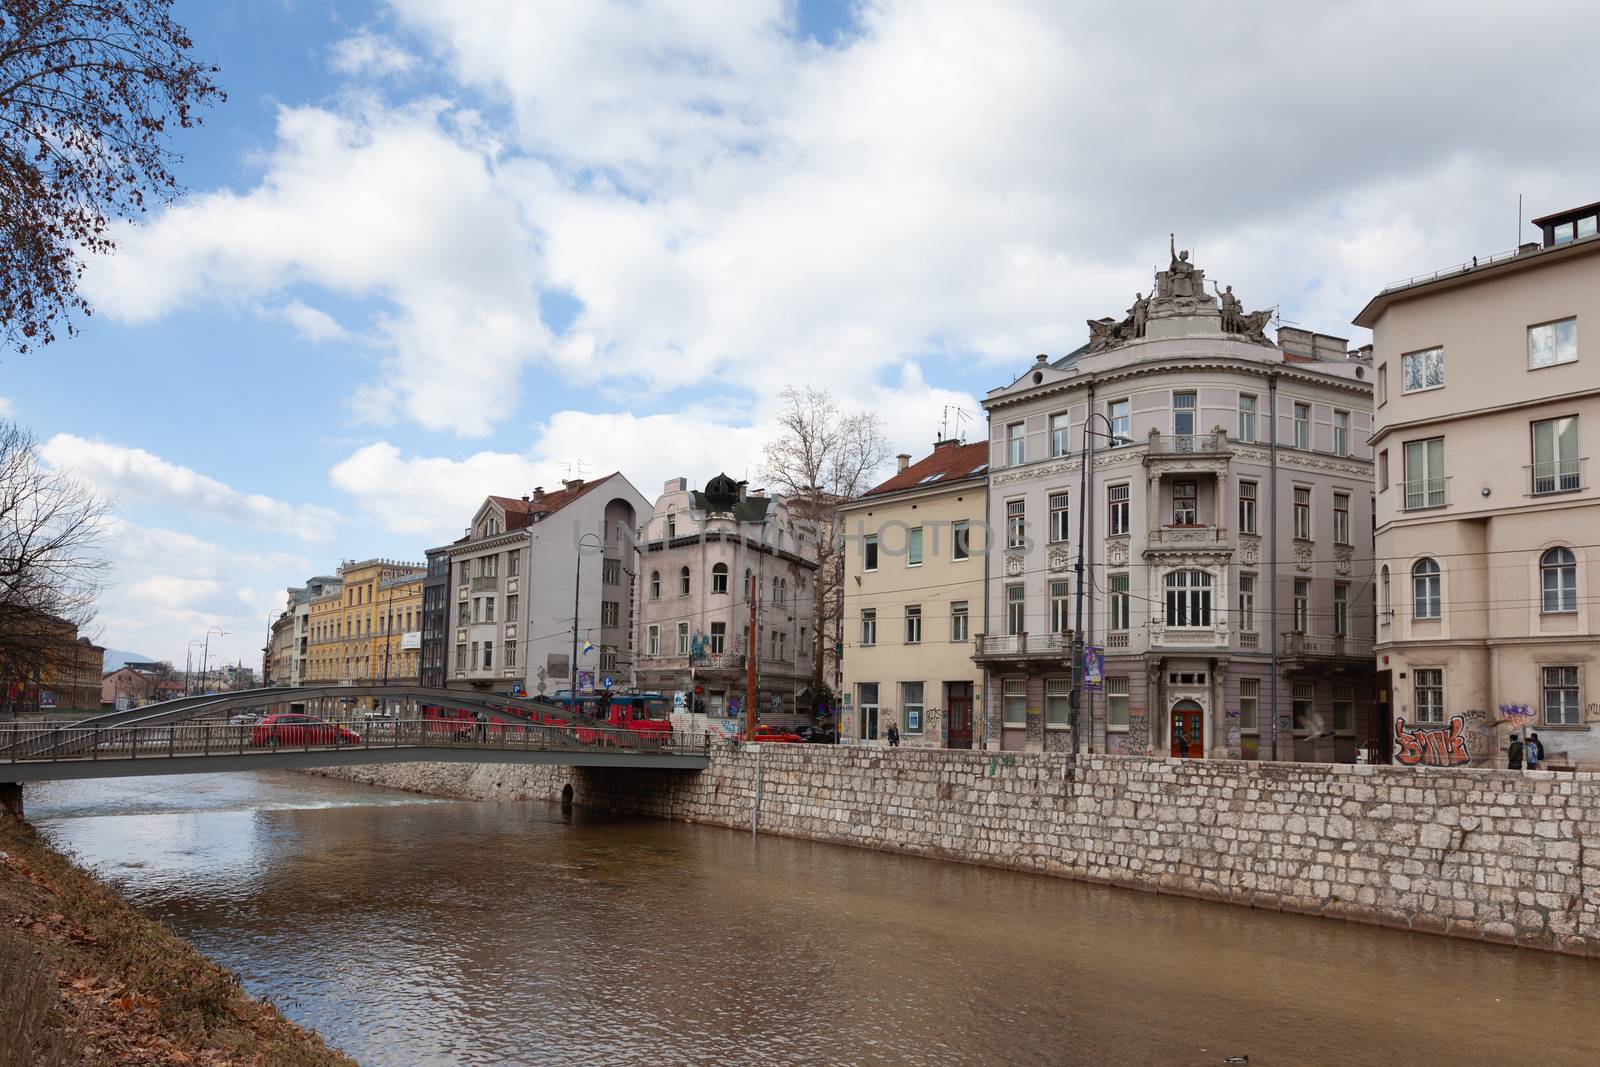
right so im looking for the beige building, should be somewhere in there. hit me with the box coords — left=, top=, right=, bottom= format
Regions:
left=839, top=441, right=989, bottom=747
left=1358, top=197, right=1600, bottom=768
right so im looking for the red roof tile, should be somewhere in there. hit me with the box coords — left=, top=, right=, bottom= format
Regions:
left=862, top=442, right=988, bottom=498
left=488, top=474, right=616, bottom=528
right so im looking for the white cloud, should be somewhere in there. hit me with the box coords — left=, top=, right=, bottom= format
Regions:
left=83, top=101, right=548, bottom=435
left=332, top=366, right=980, bottom=542
left=80, top=0, right=1600, bottom=448
left=329, top=28, right=417, bottom=77
left=275, top=299, right=349, bottom=342
left=40, top=434, right=339, bottom=542
left=91, top=518, right=314, bottom=670
left=0, top=396, right=12, bottom=418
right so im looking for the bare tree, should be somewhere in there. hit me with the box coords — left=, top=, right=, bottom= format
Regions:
left=0, top=419, right=109, bottom=712
left=761, top=387, right=893, bottom=703
left=0, top=1, right=222, bottom=353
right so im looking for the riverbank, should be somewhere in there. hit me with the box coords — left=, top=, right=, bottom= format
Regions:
left=314, top=745, right=1600, bottom=957
left=0, top=810, right=354, bottom=1066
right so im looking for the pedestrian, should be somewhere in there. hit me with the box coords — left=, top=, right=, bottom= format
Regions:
left=887, top=722, right=900, bottom=748
left=475, top=709, right=488, bottom=743
left=1506, top=732, right=1524, bottom=771
left=1526, top=731, right=1543, bottom=770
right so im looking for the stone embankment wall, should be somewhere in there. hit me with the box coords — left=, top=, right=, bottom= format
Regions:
left=317, top=747, right=1600, bottom=956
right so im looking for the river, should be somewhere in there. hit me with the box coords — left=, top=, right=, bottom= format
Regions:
left=27, top=770, right=1600, bottom=1066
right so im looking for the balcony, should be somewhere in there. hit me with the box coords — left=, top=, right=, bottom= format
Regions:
left=973, top=632, right=1074, bottom=663
left=1147, top=430, right=1231, bottom=455
left=470, top=576, right=499, bottom=593
left=1279, top=632, right=1374, bottom=667
left=1528, top=458, right=1585, bottom=496
left=1400, top=477, right=1448, bottom=511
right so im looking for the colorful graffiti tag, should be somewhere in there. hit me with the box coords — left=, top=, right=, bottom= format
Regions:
left=1393, top=716, right=1471, bottom=767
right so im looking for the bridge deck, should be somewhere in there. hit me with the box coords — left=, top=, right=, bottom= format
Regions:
left=1, top=720, right=711, bottom=783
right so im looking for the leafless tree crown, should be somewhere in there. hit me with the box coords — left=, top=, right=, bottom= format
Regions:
left=761, top=387, right=893, bottom=698
left=0, top=1, right=222, bottom=352
left=0, top=418, right=109, bottom=691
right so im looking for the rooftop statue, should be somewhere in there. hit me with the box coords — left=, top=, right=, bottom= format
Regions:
left=1165, top=234, right=1198, bottom=299
left=1084, top=237, right=1276, bottom=350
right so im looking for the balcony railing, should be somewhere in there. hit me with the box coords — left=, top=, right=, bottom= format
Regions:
left=1401, top=476, right=1448, bottom=511
left=1279, top=633, right=1375, bottom=660
left=974, top=633, right=1073, bottom=658
left=1528, top=458, right=1584, bottom=496
left=1147, top=430, right=1230, bottom=455
left=470, top=576, right=499, bottom=593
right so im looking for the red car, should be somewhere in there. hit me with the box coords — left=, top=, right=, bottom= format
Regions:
left=251, top=714, right=361, bottom=748
left=740, top=723, right=803, bottom=743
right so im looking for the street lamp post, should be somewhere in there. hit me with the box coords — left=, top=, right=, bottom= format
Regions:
left=1069, top=406, right=1121, bottom=762
left=186, top=640, right=204, bottom=696
left=200, top=626, right=228, bottom=696
left=571, top=531, right=603, bottom=697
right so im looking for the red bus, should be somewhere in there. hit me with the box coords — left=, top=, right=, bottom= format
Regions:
left=548, top=692, right=672, bottom=745
left=420, top=692, right=671, bottom=746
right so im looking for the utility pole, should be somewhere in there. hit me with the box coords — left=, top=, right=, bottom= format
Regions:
left=746, top=517, right=768, bottom=737
left=1070, top=396, right=1115, bottom=761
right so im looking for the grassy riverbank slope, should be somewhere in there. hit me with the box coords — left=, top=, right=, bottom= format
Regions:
left=0, top=811, right=354, bottom=1066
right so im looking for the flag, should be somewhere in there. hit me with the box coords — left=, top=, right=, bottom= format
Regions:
left=581, top=640, right=595, bottom=656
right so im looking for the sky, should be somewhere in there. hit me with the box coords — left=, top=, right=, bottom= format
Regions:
left=4, top=0, right=1600, bottom=670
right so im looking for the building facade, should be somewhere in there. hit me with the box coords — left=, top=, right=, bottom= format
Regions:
left=265, top=609, right=294, bottom=687
left=301, top=559, right=423, bottom=714
left=978, top=244, right=1376, bottom=760
left=839, top=441, right=989, bottom=747
left=634, top=477, right=820, bottom=726
left=1358, top=197, right=1600, bottom=768
left=419, top=547, right=450, bottom=690
left=444, top=474, right=651, bottom=698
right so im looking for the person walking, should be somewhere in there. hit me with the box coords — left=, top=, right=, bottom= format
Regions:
left=1526, top=731, right=1544, bottom=770
left=475, top=709, right=488, bottom=743
left=886, top=722, right=900, bottom=748
left=1506, top=732, right=1524, bottom=771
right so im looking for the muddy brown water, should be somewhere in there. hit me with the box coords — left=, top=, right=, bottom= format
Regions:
left=27, top=771, right=1600, bottom=1066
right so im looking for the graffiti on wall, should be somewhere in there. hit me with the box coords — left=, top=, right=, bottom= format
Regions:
left=1125, top=708, right=1148, bottom=754
left=1497, top=702, right=1535, bottom=723
left=1394, top=716, right=1470, bottom=767
left=1458, top=707, right=1495, bottom=760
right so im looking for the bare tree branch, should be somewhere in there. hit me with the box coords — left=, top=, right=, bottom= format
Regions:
left=761, top=387, right=893, bottom=699
left=0, top=417, right=109, bottom=712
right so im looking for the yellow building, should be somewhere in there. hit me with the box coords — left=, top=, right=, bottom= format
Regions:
left=301, top=558, right=425, bottom=715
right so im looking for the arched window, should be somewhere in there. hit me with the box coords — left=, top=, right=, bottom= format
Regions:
left=649, top=571, right=660, bottom=600
left=679, top=566, right=691, bottom=597
left=780, top=577, right=788, bottom=605
left=1541, top=547, right=1578, bottom=613
left=712, top=562, right=729, bottom=594
left=1380, top=565, right=1391, bottom=617
left=745, top=569, right=754, bottom=601
left=1412, top=558, right=1441, bottom=619
left=1163, top=569, right=1212, bottom=627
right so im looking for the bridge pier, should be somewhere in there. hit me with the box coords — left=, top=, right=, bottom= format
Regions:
left=0, top=781, right=21, bottom=821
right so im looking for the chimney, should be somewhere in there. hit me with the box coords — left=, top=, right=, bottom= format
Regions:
left=1036, top=353, right=1048, bottom=364
left=562, top=478, right=584, bottom=492
left=530, top=486, right=545, bottom=502
left=896, top=453, right=911, bottom=472
left=933, top=438, right=958, bottom=450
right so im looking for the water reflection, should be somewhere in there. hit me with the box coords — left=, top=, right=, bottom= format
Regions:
left=29, top=773, right=1600, bottom=1066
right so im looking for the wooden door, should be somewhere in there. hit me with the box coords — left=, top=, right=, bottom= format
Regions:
left=946, top=683, right=973, bottom=749
left=1170, top=703, right=1204, bottom=758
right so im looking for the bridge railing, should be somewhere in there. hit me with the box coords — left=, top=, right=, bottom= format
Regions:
left=1, top=719, right=712, bottom=764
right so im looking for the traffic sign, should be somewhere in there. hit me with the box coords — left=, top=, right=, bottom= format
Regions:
left=602, top=676, right=614, bottom=690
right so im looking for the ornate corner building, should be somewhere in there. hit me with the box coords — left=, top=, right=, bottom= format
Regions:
left=978, top=241, right=1377, bottom=761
